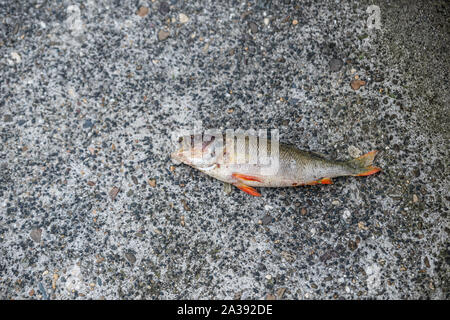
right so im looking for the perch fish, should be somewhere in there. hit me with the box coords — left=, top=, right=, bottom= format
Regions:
left=171, top=134, right=381, bottom=196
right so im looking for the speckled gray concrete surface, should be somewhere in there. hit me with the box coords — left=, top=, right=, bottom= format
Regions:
left=0, top=0, right=448, bottom=299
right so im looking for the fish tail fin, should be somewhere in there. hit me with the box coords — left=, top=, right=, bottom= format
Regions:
left=347, top=150, right=381, bottom=176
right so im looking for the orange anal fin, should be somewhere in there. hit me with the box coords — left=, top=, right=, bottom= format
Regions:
left=232, top=173, right=262, bottom=183
left=303, top=178, right=332, bottom=185
left=356, top=166, right=381, bottom=177
left=234, top=183, right=261, bottom=197
left=319, top=178, right=333, bottom=184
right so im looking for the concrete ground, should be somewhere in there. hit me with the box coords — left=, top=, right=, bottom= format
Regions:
left=0, top=0, right=448, bottom=299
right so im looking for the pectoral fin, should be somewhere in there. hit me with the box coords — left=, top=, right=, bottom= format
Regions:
left=234, top=183, right=261, bottom=197
left=223, top=182, right=232, bottom=195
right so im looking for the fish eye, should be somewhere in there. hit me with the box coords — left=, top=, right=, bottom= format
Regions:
left=178, top=137, right=183, bottom=143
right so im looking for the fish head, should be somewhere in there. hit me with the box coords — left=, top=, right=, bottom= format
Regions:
left=171, top=134, right=221, bottom=170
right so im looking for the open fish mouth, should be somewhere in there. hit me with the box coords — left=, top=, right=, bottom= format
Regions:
left=170, top=150, right=183, bottom=165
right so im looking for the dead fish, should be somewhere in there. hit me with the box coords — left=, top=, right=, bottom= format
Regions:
left=171, top=134, right=381, bottom=196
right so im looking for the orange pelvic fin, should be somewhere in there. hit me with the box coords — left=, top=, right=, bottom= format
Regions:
left=232, top=173, right=262, bottom=183
left=355, top=165, right=381, bottom=176
left=234, top=183, right=261, bottom=196
left=319, top=177, right=333, bottom=184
